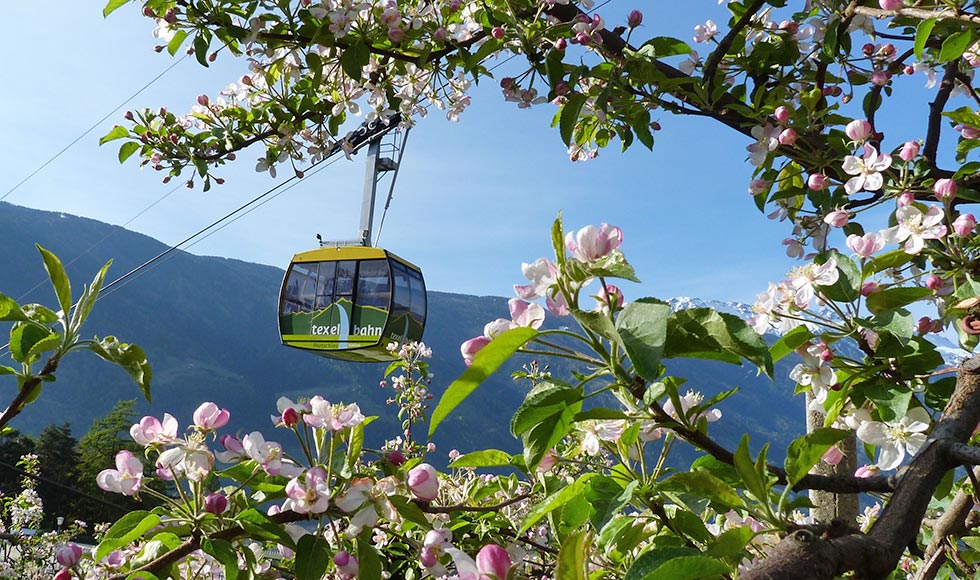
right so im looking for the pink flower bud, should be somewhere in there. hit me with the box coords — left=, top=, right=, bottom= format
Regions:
left=856, top=465, right=879, bottom=478
left=862, top=43, right=875, bottom=55
left=124, top=111, right=134, bottom=121
left=197, top=94, right=209, bottom=106
left=281, top=407, right=299, bottom=427
left=386, top=449, right=406, bottom=466
left=54, top=570, right=72, bottom=580
left=958, top=124, right=980, bottom=140
left=56, top=544, right=83, bottom=567
left=476, top=545, right=512, bottom=580
left=917, top=316, right=940, bottom=335
left=407, top=463, right=440, bottom=501
left=807, top=173, right=828, bottom=191
left=241, top=75, right=253, bottom=86
left=538, top=449, right=559, bottom=473
left=220, top=434, right=245, bottom=455
left=774, top=105, right=791, bottom=125
left=204, top=493, right=228, bottom=514
left=778, top=128, right=797, bottom=146
left=387, top=26, right=405, bottom=43
left=879, top=0, right=901, bottom=9
left=193, top=402, right=230, bottom=430
left=420, top=548, right=437, bottom=568
left=897, top=191, right=915, bottom=207
left=870, top=71, right=890, bottom=86
left=899, top=140, right=919, bottom=162
left=934, top=178, right=957, bottom=201
left=924, top=274, right=944, bottom=290
left=748, top=179, right=769, bottom=195
left=500, top=77, right=514, bottom=90
left=905, top=65, right=915, bottom=75
left=823, top=210, right=848, bottom=228
left=627, top=10, right=643, bottom=28
left=334, top=551, right=359, bottom=578
left=554, top=37, right=567, bottom=50
left=845, top=119, right=872, bottom=142
left=460, top=336, right=491, bottom=366
left=143, top=6, right=156, bottom=17
left=434, top=26, right=447, bottom=41
left=491, top=26, right=505, bottom=39
left=861, top=281, right=880, bottom=296
left=215, top=177, right=225, bottom=185
left=448, top=0, right=461, bottom=9
left=821, top=445, right=843, bottom=466
left=954, top=213, right=977, bottom=236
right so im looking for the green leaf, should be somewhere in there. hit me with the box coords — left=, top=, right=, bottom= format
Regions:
left=585, top=476, right=634, bottom=531
left=294, top=535, right=331, bottom=580
left=939, top=30, right=974, bottom=63
left=356, top=534, right=382, bottom=580
left=0, top=366, right=14, bottom=376
left=624, top=548, right=700, bottom=580
left=429, top=327, right=537, bottom=438
left=861, top=382, right=912, bottom=422
left=118, top=141, right=140, bottom=164
left=25, top=331, right=62, bottom=359
left=8, top=324, right=55, bottom=363
left=103, top=0, right=130, bottom=16
left=733, top=436, right=769, bottom=504
left=96, top=511, right=161, bottom=562
left=201, top=538, right=238, bottom=580
left=0, top=295, right=27, bottom=321
left=639, top=36, right=693, bottom=57
left=449, top=449, right=512, bottom=468
left=552, top=212, right=566, bottom=267
left=167, top=29, right=189, bottom=56
left=769, top=326, right=813, bottom=363
left=511, top=381, right=583, bottom=436
left=646, top=556, right=729, bottom=579
left=519, top=473, right=595, bottom=534
left=340, top=42, right=370, bottom=79
left=617, top=298, right=670, bottom=381
left=587, top=249, right=640, bottom=282
left=658, top=471, right=745, bottom=509
left=387, top=494, right=430, bottom=528
left=705, top=526, right=755, bottom=559
left=84, top=337, right=152, bottom=401
left=100, top=125, right=129, bottom=145
left=665, top=308, right=773, bottom=377
left=866, top=287, right=933, bottom=315
left=815, top=251, right=860, bottom=303
left=571, top=308, right=623, bottom=345
left=71, top=260, right=111, bottom=333
left=863, top=249, right=912, bottom=276
left=236, top=509, right=296, bottom=546
left=36, top=245, right=71, bottom=316
left=347, top=421, right=365, bottom=472
left=522, top=393, right=581, bottom=470
left=573, top=408, right=629, bottom=422
left=783, top=428, right=850, bottom=487
left=556, top=529, right=591, bottom=580
left=871, top=308, right=915, bottom=340
left=915, top=18, right=936, bottom=59
left=560, top=93, right=587, bottom=145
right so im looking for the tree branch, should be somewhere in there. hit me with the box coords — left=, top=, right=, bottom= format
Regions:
left=923, top=62, right=958, bottom=168
left=703, top=0, right=768, bottom=100
left=853, top=6, right=980, bottom=25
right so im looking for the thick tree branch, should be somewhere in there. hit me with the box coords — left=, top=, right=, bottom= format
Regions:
left=915, top=468, right=980, bottom=580
left=703, top=0, right=768, bottom=99
left=923, top=63, right=958, bottom=168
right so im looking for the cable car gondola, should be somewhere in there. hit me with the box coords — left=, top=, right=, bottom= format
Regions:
left=278, top=246, right=426, bottom=362
left=277, top=114, right=426, bottom=362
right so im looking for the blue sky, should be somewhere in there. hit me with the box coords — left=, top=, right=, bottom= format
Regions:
left=1, top=2, right=913, bottom=308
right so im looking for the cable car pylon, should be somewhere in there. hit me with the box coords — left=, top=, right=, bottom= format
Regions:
left=277, top=115, right=427, bottom=362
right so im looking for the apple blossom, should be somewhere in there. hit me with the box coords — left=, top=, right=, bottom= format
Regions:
left=845, top=119, right=873, bottom=142
left=897, top=191, right=915, bottom=207
left=954, top=213, right=977, bottom=236
left=97, top=450, right=144, bottom=496
left=747, top=124, right=780, bottom=165
left=823, top=210, right=848, bottom=228
left=595, top=284, right=625, bottom=313
left=782, top=238, right=804, bottom=259
left=879, top=0, right=901, bottom=9
left=933, top=178, right=957, bottom=201
left=627, top=9, right=642, bottom=28
left=857, top=407, right=931, bottom=470
left=334, top=551, right=359, bottom=580
left=664, top=390, right=722, bottom=424
left=565, top=223, right=623, bottom=261
left=778, top=128, right=798, bottom=146
left=579, top=420, right=625, bottom=455
left=821, top=445, right=844, bottom=466
left=788, top=258, right=839, bottom=308
left=304, top=396, right=365, bottom=431
left=748, top=178, right=769, bottom=195
left=774, top=105, right=791, bottom=124
left=842, top=145, right=892, bottom=194
left=476, top=544, right=512, bottom=580
left=193, top=401, right=230, bottom=430
left=924, top=274, right=943, bottom=290
left=899, top=140, right=919, bottom=161
left=693, top=20, right=717, bottom=43
left=56, top=543, right=83, bottom=567
left=957, top=124, right=980, bottom=140
left=513, top=258, right=557, bottom=300
left=407, top=463, right=440, bottom=501
left=216, top=434, right=245, bottom=463
left=156, top=437, right=214, bottom=482
left=807, top=173, right=828, bottom=191
left=546, top=292, right=570, bottom=316
left=846, top=232, right=885, bottom=258
left=205, top=492, right=228, bottom=514
left=881, top=205, right=947, bottom=254
left=130, top=413, right=178, bottom=446
left=54, top=570, right=71, bottom=580
left=334, top=476, right=400, bottom=536
left=242, top=431, right=286, bottom=475
left=917, top=316, right=941, bottom=335
left=284, top=467, right=331, bottom=514
left=509, top=298, right=545, bottom=329
left=790, top=348, right=837, bottom=404
left=460, top=336, right=490, bottom=365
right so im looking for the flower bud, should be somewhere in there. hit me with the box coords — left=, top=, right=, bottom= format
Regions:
left=870, top=71, right=890, bottom=86
left=905, top=65, right=915, bottom=75
left=807, top=173, right=828, bottom=191
left=281, top=407, right=299, bottom=427
left=386, top=449, right=406, bottom=466
left=934, top=178, right=957, bottom=201
left=899, top=140, right=919, bottom=162
left=434, top=26, right=447, bottom=41
left=823, top=210, right=848, bottom=228
left=476, top=545, right=512, bottom=580
left=554, top=37, right=567, bottom=50
left=862, top=43, right=875, bottom=55
left=460, top=336, right=491, bottom=366
left=491, top=26, right=505, bottom=39
left=917, top=316, right=940, bottom=335
left=774, top=105, right=791, bottom=125
left=197, top=94, right=209, bottom=106
left=954, top=213, right=977, bottom=236
left=924, top=274, right=944, bottom=291
left=143, top=6, right=156, bottom=17
left=855, top=465, right=879, bottom=478
left=204, top=492, right=228, bottom=514
left=778, top=128, right=797, bottom=146
left=627, top=10, right=643, bottom=28
left=748, top=179, right=769, bottom=195
left=407, top=463, right=440, bottom=501
left=56, top=544, right=83, bottom=567
left=124, top=110, right=134, bottom=121
left=861, top=281, right=881, bottom=296
left=54, top=569, right=72, bottom=580
left=897, top=191, right=915, bottom=207
left=420, top=548, right=437, bottom=568
left=879, top=0, right=901, bottom=9
left=845, top=119, right=872, bottom=142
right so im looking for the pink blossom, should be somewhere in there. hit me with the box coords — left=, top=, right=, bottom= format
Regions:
left=870, top=71, right=890, bottom=86
left=855, top=465, right=879, bottom=478
left=130, top=414, right=178, bottom=446
left=879, top=0, right=901, bottom=9
left=788, top=258, right=840, bottom=308
left=54, top=570, right=71, bottom=580
left=514, top=258, right=557, bottom=300
left=476, top=545, right=512, bottom=580
left=242, top=431, right=285, bottom=475
left=546, top=292, right=570, bottom=317
left=284, top=467, right=331, bottom=514
left=897, top=191, right=915, bottom=207
left=917, top=317, right=941, bottom=335
left=774, top=105, right=791, bottom=125
left=934, top=178, right=957, bottom=201
left=205, top=493, right=228, bottom=514
left=821, top=445, right=844, bottom=466
left=595, top=284, right=625, bottom=313
left=778, top=128, right=798, bottom=146
left=954, top=213, right=977, bottom=236
left=861, top=281, right=880, bottom=296
left=845, top=119, right=873, bottom=142
left=281, top=407, right=299, bottom=427
left=56, top=544, right=83, bottom=567
left=509, top=298, right=545, bottom=329
left=924, top=274, right=943, bottom=290
left=823, top=210, right=848, bottom=228
left=461, top=336, right=490, bottom=366
left=807, top=173, right=828, bottom=191
left=846, top=232, right=884, bottom=258
left=693, top=19, right=717, bottom=43
left=842, top=145, right=892, bottom=194
left=216, top=434, right=245, bottom=463
left=538, top=449, right=559, bottom=473
left=957, top=124, right=980, bottom=140
left=899, top=141, right=919, bottom=162
left=334, top=551, right=359, bottom=580
left=881, top=205, right=948, bottom=254
left=407, top=463, right=440, bottom=501
left=97, top=450, right=144, bottom=496
left=565, top=223, right=623, bottom=261
left=193, top=402, right=230, bottom=430
left=748, top=179, right=769, bottom=195
left=782, top=238, right=804, bottom=259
